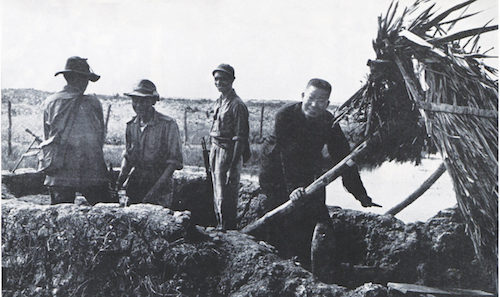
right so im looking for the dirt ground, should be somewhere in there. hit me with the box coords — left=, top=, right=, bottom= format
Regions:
left=2, top=169, right=495, bottom=296
left=2, top=198, right=387, bottom=297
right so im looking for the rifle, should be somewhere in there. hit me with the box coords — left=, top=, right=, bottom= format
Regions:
left=11, top=129, right=43, bottom=173
left=201, top=137, right=213, bottom=192
left=107, top=162, right=120, bottom=201
left=122, top=167, right=135, bottom=189
left=114, top=166, right=135, bottom=207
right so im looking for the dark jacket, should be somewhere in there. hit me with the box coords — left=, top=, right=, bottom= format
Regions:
left=259, top=102, right=367, bottom=205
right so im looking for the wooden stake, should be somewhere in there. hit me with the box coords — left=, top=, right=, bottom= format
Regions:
left=259, top=105, right=265, bottom=139
left=386, top=162, right=447, bottom=216
left=184, top=109, right=188, bottom=143
left=104, top=104, right=112, bottom=138
left=8, top=100, right=12, bottom=156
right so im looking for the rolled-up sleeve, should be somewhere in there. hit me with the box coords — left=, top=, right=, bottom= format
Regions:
left=231, top=102, right=249, bottom=142
left=165, top=121, right=183, bottom=170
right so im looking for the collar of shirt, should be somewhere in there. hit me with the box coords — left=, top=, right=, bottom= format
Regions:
left=54, top=85, right=84, bottom=100
left=219, top=89, right=237, bottom=102
left=63, top=85, right=85, bottom=95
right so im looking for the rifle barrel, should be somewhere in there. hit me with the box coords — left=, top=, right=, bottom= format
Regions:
left=25, top=128, right=42, bottom=143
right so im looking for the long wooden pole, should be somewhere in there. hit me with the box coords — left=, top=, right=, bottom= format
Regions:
left=417, top=101, right=497, bottom=118
left=386, top=162, right=447, bottom=216
left=11, top=138, right=37, bottom=173
left=242, top=137, right=372, bottom=235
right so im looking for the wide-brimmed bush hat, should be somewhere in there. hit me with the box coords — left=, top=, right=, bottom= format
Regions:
left=124, top=79, right=159, bottom=100
left=212, top=63, right=235, bottom=79
left=55, top=56, right=100, bottom=82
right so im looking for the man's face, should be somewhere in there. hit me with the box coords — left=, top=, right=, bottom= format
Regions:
left=65, top=73, right=89, bottom=92
left=131, top=97, right=155, bottom=118
left=301, top=85, right=330, bottom=119
left=213, top=71, right=234, bottom=94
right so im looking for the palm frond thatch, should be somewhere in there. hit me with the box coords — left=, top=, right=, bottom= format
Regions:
left=337, top=0, right=498, bottom=277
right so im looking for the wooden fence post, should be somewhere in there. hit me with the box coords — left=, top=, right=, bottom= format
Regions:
left=184, top=109, right=188, bottom=143
left=104, top=104, right=112, bottom=138
left=8, top=100, right=12, bottom=155
left=259, top=105, right=265, bottom=139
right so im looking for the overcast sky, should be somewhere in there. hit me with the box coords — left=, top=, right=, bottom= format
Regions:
left=1, top=0, right=498, bottom=103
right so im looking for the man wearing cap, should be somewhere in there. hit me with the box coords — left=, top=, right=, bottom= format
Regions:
left=259, top=78, right=377, bottom=281
left=210, top=64, right=250, bottom=230
left=40, top=56, right=113, bottom=205
left=116, top=79, right=183, bottom=207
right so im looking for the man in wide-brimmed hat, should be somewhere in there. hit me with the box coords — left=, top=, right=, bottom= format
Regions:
left=40, top=56, right=113, bottom=205
left=116, top=79, right=183, bottom=207
left=209, top=64, right=250, bottom=231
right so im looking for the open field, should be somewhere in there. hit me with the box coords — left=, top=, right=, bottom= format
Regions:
left=1, top=88, right=294, bottom=172
left=2, top=88, right=455, bottom=224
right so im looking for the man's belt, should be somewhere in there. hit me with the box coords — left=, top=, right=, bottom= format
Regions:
left=134, top=164, right=165, bottom=172
left=210, top=136, right=234, bottom=150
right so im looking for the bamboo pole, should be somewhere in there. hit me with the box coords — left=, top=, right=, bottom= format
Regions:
left=242, top=137, right=372, bottom=235
left=386, top=162, right=447, bottom=216
left=417, top=101, right=497, bottom=118
left=8, top=100, right=12, bottom=155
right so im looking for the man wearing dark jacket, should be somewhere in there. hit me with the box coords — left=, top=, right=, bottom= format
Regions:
left=259, top=78, right=377, bottom=281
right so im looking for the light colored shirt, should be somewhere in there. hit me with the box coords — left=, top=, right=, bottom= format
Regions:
left=124, top=109, right=183, bottom=171
left=210, top=89, right=250, bottom=146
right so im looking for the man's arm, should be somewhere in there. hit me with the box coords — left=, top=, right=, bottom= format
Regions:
left=274, top=108, right=298, bottom=194
left=142, top=163, right=177, bottom=202
left=43, top=107, right=50, bottom=140
left=327, top=123, right=373, bottom=206
left=42, top=98, right=56, bottom=140
left=94, top=97, right=106, bottom=147
left=227, top=102, right=249, bottom=184
left=143, top=121, right=183, bottom=203
left=117, top=126, right=133, bottom=188
left=230, top=141, right=245, bottom=167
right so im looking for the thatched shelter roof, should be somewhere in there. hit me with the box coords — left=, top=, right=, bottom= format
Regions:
left=337, top=0, right=498, bottom=277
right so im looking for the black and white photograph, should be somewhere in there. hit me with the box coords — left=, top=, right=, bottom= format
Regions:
left=1, top=0, right=498, bottom=296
